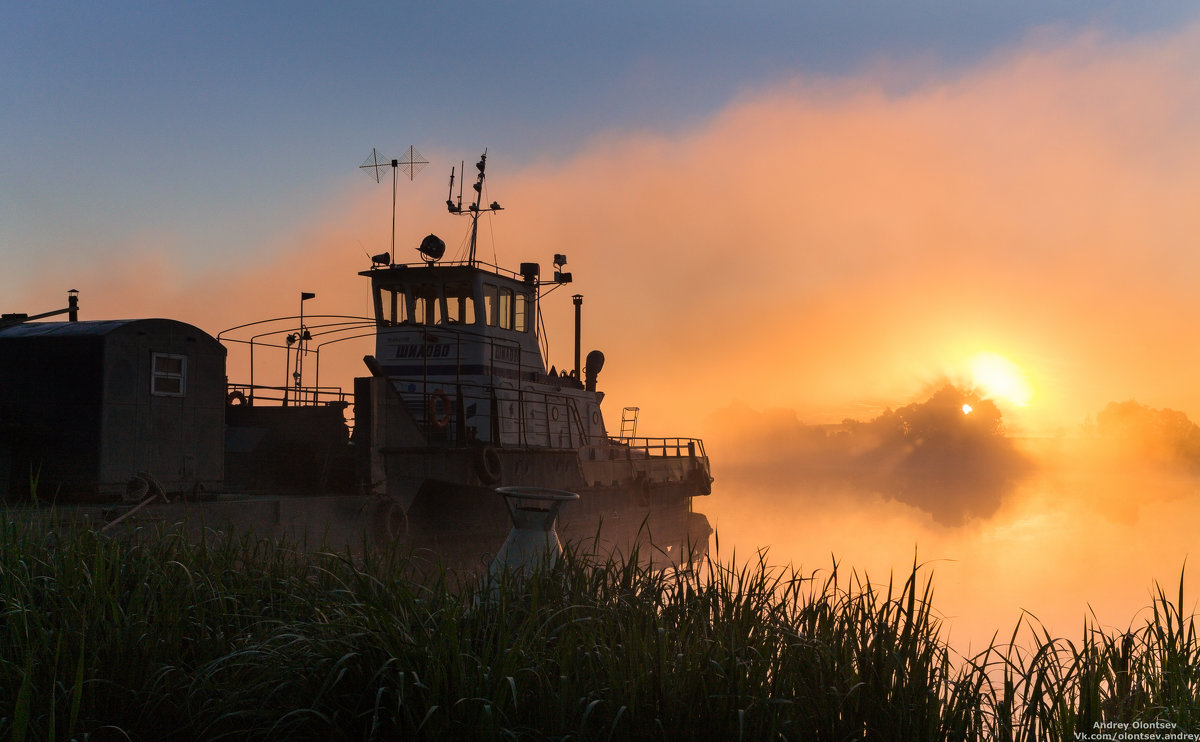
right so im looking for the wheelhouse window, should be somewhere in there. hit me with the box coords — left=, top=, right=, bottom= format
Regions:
left=413, top=283, right=442, bottom=325
left=377, top=286, right=409, bottom=325
left=484, top=283, right=527, bottom=331
left=444, top=282, right=476, bottom=324
left=151, top=353, right=186, bottom=397
left=497, top=287, right=513, bottom=330
left=483, top=283, right=499, bottom=327
left=514, top=292, right=529, bottom=332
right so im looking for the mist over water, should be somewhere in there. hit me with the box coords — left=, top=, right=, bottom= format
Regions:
left=699, top=396, right=1200, bottom=655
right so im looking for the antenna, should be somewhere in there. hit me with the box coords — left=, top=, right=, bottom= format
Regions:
left=397, top=145, right=428, bottom=181
left=446, top=166, right=460, bottom=212
left=359, top=147, right=389, bottom=184
left=446, top=150, right=503, bottom=264
left=360, top=145, right=428, bottom=257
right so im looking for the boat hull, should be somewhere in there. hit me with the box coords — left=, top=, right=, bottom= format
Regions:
left=398, top=477, right=712, bottom=568
left=33, top=480, right=710, bottom=572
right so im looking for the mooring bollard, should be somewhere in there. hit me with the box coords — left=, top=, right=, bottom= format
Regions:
left=489, top=486, right=579, bottom=579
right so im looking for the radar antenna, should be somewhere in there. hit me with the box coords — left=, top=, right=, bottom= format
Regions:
left=359, top=145, right=428, bottom=256
left=446, top=150, right=503, bottom=265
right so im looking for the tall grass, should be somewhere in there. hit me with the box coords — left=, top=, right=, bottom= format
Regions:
left=1, top=514, right=1198, bottom=740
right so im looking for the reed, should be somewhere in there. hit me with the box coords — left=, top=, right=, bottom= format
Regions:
left=0, top=514, right=1198, bottom=740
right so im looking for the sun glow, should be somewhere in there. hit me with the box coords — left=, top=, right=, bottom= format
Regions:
left=969, top=352, right=1034, bottom=407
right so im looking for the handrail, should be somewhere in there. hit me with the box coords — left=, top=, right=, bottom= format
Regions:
left=217, top=314, right=375, bottom=341
left=227, top=382, right=351, bottom=407
left=607, top=436, right=707, bottom=459
left=366, top=258, right=527, bottom=282
left=218, top=315, right=376, bottom=398
left=393, top=382, right=588, bottom=447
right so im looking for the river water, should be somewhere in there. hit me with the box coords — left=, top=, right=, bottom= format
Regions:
left=699, top=455, right=1200, bottom=656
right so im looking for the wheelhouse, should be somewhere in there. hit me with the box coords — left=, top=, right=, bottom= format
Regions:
left=360, top=258, right=605, bottom=448
left=362, top=260, right=545, bottom=381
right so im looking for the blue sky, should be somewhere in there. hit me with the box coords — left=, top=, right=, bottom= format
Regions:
left=4, top=2, right=1197, bottom=286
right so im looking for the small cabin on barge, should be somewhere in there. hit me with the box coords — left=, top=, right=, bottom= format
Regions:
left=0, top=318, right=225, bottom=501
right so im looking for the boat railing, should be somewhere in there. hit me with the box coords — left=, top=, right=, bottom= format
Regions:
left=226, top=382, right=352, bottom=408
left=386, top=258, right=526, bottom=282
left=392, top=380, right=597, bottom=449
left=217, top=314, right=377, bottom=397
left=373, top=320, right=598, bottom=447
left=606, top=437, right=708, bottom=460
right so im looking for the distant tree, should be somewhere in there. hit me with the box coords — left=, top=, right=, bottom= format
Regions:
left=1095, top=400, right=1200, bottom=468
left=741, top=384, right=1029, bottom=525
left=848, top=385, right=1026, bottom=525
left=889, top=385, right=1003, bottom=440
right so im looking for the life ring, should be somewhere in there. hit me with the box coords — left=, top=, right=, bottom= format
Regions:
left=473, top=445, right=502, bottom=485
left=428, top=390, right=451, bottom=428
left=227, top=390, right=247, bottom=406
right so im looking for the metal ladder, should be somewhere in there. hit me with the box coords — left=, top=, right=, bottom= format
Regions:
left=620, top=406, right=639, bottom=438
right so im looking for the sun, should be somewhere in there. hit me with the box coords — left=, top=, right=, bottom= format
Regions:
left=968, top=352, right=1033, bottom=407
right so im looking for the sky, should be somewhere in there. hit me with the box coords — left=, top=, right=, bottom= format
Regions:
left=7, top=2, right=1200, bottom=650
left=7, top=2, right=1200, bottom=431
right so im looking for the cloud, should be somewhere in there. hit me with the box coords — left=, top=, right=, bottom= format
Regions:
left=12, top=21, right=1200, bottom=439
left=490, top=22, right=1200, bottom=439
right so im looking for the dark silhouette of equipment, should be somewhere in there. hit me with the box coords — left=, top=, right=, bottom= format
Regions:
left=418, top=234, right=446, bottom=263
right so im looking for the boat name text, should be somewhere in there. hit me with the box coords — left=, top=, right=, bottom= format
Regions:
left=394, top=343, right=452, bottom=359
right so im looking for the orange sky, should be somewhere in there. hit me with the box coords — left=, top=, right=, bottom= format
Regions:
left=10, top=19, right=1200, bottom=651
left=15, top=22, right=1200, bottom=441
left=510, top=23, right=1200, bottom=439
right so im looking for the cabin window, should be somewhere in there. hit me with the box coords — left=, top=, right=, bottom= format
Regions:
left=514, top=293, right=529, bottom=332
left=483, top=283, right=521, bottom=331
left=498, top=287, right=513, bottom=330
left=444, top=282, right=476, bottom=324
left=413, top=284, right=442, bottom=325
left=483, top=283, right=499, bottom=327
left=378, top=286, right=409, bottom=325
left=151, top=353, right=187, bottom=397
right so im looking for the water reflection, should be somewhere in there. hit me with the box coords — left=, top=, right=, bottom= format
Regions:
left=703, top=462, right=1200, bottom=655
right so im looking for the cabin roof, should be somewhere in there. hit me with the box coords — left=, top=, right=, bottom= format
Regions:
left=359, top=260, right=530, bottom=286
left=0, top=318, right=214, bottom=340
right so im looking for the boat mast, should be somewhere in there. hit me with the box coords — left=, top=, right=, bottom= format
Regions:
left=446, top=150, right=502, bottom=265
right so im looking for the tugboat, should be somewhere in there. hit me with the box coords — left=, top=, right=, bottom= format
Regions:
left=0, top=152, right=713, bottom=565
left=347, top=151, right=713, bottom=561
